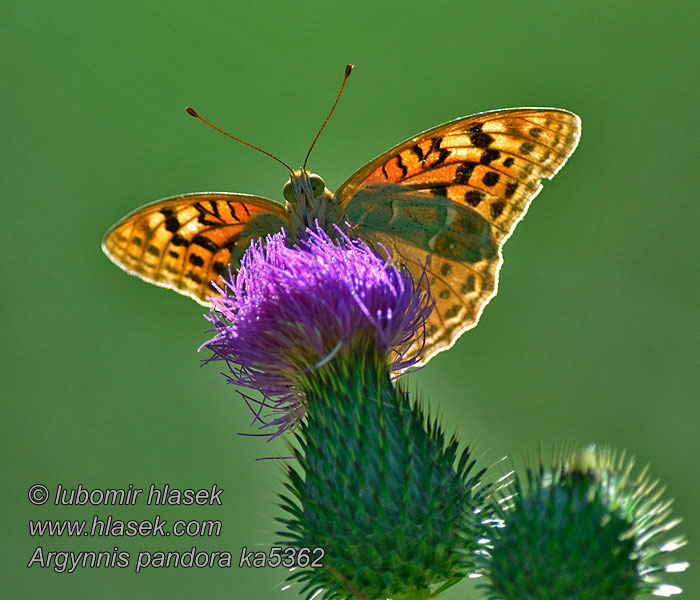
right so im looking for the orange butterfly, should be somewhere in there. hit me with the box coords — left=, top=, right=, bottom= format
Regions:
left=103, top=65, right=580, bottom=367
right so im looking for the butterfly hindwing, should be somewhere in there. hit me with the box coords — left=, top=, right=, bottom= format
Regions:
left=102, top=192, right=287, bottom=305
left=338, top=108, right=581, bottom=365
left=360, top=228, right=499, bottom=367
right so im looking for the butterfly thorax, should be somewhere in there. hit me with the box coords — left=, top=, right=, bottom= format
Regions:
left=283, top=169, right=344, bottom=238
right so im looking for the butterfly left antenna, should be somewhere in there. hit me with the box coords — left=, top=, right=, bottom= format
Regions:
left=303, top=64, right=353, bottom=169
left=185, top=107, right=293, bottom=172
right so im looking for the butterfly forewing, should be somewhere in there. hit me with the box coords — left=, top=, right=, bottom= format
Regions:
left=102, top=192, right=287, bottom=305
left=337, top=108, right=581, bottom=365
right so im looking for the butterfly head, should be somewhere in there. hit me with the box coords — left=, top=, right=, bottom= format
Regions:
left=283, top=168, right=343, bottom=234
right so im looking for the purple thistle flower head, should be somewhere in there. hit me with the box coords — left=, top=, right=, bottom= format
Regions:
left=203, top=224, right=432, bottom=437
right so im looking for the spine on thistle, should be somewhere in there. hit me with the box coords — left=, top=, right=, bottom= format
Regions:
left=278, top=346, right=493, bottom=600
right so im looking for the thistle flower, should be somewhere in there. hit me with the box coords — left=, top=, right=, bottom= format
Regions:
left=481, top=446, right=688, bottom=600
left=204, top=225, right=494, bottom=598
left=203, top=225, right=431, bottom=437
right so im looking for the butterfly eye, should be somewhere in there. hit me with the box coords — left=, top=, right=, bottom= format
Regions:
left=309, top=174, right=325, bottom=196
left=282, top=181, right=295, bottom=202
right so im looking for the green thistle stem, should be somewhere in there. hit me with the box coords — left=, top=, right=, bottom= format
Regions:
left=278, top=345, right=490, bottom=600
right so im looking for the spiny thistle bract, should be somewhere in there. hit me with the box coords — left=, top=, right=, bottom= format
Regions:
left=480, top=447, right=688, bottom=600
left=278, top=348, right=494, bottom=600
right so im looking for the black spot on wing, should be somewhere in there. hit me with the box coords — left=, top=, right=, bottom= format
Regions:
left=189, top=254, right=204, bottom=267
left=444, top=304, right=461, bottom=319
left=470, top=132, right=494, bottom=148
left=433, top=148, right=451, bottom=166
left=465, top=190, right=484, bottom=207
left=503, top=157, right=514, bottom=168
left=480, top=149, right=501, bottom=165
left=164, top=216, right=180, bottom=233
left=158, top=206, right=180, bottom=233
left=226, top=201, right=241, bottom=222
left=490, top=200, right=505, bottom=219
left=454, top=162, right=477, bottom=184
left=192, top=234, right=219, bottom=253
left=193, top=202, right=221, bottom=226
left=411, top=144, right=425, bottom=162
left=395, top=155, right=408, bottom=178
left=460, top=274, right=476, bottom=294
left=520, top=142, right=535, bottom=155
left=482, top=171, right=500, bottom=187
left=505, top=181, right=518, bottom=199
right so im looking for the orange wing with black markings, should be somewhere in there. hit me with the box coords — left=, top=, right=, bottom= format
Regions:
left=102, top=192, right=287, bottom=305
left=337, top=108, right=581, bottom=365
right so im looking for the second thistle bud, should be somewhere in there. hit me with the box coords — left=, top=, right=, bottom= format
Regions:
left=481, top=447, right=688, bottom=600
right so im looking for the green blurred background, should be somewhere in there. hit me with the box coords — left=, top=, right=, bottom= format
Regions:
left=3, top=1, right=698, bottom=598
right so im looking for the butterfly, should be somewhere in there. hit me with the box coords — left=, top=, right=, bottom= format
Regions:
left=103, top=66, right=581, bottom=368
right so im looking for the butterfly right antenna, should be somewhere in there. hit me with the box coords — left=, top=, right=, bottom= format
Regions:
left=303, top=64, right=353, bottom=170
